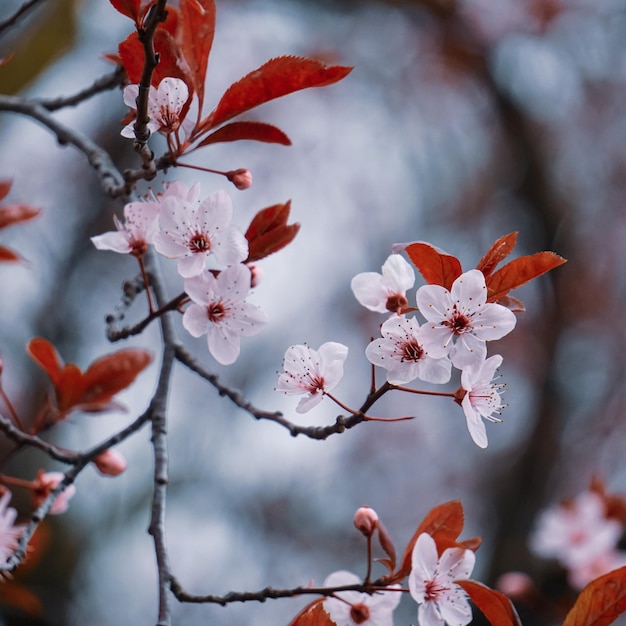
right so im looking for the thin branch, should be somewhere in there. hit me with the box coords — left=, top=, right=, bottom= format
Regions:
left=0, top=0, right=46, bottom=36
left=37, top=66, right=126, bottom=112
left=0, top=95, right=128, bottom=199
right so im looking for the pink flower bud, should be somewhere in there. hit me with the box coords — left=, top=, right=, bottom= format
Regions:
left=495, top=571, right=536, bottom=600
left=93, top=449, right=127, bottom=476
left=354, top=506, right=379, bottom=537
left=32, top=471, right=76, bottom=515
left=226, top=168, right=252, bottom=190
left=247, top=263, right=263, bottom=288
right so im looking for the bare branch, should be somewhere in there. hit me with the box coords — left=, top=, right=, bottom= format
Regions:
left=0, top=0, right=47, bottom=36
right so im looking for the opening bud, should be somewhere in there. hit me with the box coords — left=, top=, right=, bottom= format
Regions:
left=354, top=506, right=379, bottom=537
left=226, top=168, right=252, bottom=190
left=93, top=449, right=127, bottom=476
left=247, top=263, right=263, bottom=288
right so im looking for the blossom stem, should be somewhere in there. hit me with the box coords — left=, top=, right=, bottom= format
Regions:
left=365, top=534, right=373, bottom=583
left=137, top=255, right=156, bottom=314
left=325, top=392, right=361, bottom=416
left=0, top=473, right=34, bottom=490
left=0, top=387, right=24, bottom=431
left=173, top=161, right=230, bottom=179
left=390, top=385, right=456, bottom=398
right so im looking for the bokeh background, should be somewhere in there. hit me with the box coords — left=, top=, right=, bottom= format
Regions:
left=0, top=0, right=625, bottom=624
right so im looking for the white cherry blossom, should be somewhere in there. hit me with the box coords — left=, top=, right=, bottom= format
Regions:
left=153, top=189, right=248, bottom=277
left=182, top=264, right=267, bottom=365
left=351, top=254, right=415, bottom=314
left=409, top=533, right=475, bottom=626
left=366, top=316, right=451, bottom=385
left=459, top=354, right=506, bottom=449
left=0, top=490, right=24, bottom=564
left=323, top=570, right=401, bottom=626
left=121, top=77, right=189, bottom=138
left=416, top=269, right=516, bottom=369
left=276, top=342, right=348, bottom=413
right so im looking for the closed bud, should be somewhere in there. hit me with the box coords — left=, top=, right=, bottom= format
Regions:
left=247, top=263, right=263, bottom=288
left=227, top=168, right=252, bottom=190
left=354, top=506, right=379, bottom=537
left=93, top=449, right=127, bottom=476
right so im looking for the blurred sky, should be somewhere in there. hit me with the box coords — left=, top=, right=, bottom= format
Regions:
left=1, top=0, right=626, bottom=624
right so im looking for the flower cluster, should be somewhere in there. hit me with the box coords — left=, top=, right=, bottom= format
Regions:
left=91, top=181, right=267, bottom=365
left=530, top=487, right=626, bottom=590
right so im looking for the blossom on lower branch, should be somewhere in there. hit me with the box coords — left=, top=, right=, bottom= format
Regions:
left=323, top=570, right=401, bottom=626
left=183, top=264, right=267, bottom=365
left=409, top=533, right=475, bottom=626
left=276, top=342, right=348, bottom=413
left=0, top=490, right=24, bottom=563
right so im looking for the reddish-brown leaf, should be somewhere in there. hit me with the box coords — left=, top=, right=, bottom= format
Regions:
left=0, top=583, right=43, bottom=617
left=0, top=247, right=20, bottom=262
left=495, top=294, right=526, bottom=313
left=288, top=598, right=335, bottom=626
left=0, top=204, right=41, bottom=230
left=180, top=0, right=215, bottom=111
left=245, top=201, right=300, bottom=263
left=563, top=567, right=626, bottom=626
left=208, top=56, right=353, bottom=130
left=404, top=242, right=462, bottom=290
left=27, top=338, right=64, bottom=387
left=0, top=180, right=12, bottom=202
left=377, top=522, right=397, bottom=573
left=109, top=0, right=141, bottom=22
left=118, top=32, right=145, bottom=83
left=457, top=580, right=522, bottom=626
left=485, top=252, right=567, bottom=302
left=395, top=501, right=465, bottom=581
left=55, top=365, right=85, bottom=414
left=476, top=232, right=518, bottom=277
left=81, top=348, right=152, bottom=408
left=196, top=121, right=291, bottom=148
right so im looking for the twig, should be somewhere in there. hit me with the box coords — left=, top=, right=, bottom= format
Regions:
left=0, top=0, right=47, bottom=36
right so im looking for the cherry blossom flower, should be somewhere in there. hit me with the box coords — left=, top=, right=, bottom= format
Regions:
left=351, top=254, right=415, bottom=314
left=276, top=342, right=348, bottom=413
left=0, top=490, right=24, bottom=563
left=457, top=354, right=505, bottom=449
left=409, top=533, right=475, bottom=626
left=416, top=269, right=516, bottom=368
left=530, top=490, right=623, bottom=569
left=182, top=264, right=267, bottom=365
left=31, top=471, right=76, bottom=515
left=153, top=189, right=248, bottom=277
left=568, top=549, right=626, bottom=590
left=323, top=570, right=401, bottom=626
left=365, top=316, right=451, bottom=385
left=121, top=77, right=189, bottom=138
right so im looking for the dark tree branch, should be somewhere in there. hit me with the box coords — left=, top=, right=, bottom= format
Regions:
left=0, top=0, right=47, bottom=36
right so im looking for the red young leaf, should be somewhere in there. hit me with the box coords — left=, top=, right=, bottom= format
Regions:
left=403, top=242, right=462, bottom=290
left=180, top=0, right=215, bottom=111
left=395, top=501, right=465, bottom=581
left=288, top=598, right=335, bottom=626
left=196, top=121, right=291, bottom=148
left=0, top=247, right=20, bottom=262
left=27, top=338, right=64, bottom=387
left=109, top=0, right=141, bottom=22
left=476, top=232, right=518, bottom=277
left=245, top=201, right=300, bottom=263
left=0, top=180, right=12, bottom=202
left=563, top=566, right=626, bottom=626
left=496, top=294, right=526, bottom=313
left=0, top=204, right=41, bottom=230
left=457, top=580, right=522, bottom=626
left=118, top=32, right=145, bottom=84
left=207, top=56, right=353, bottom=130
left=485, top=251, right=567, bottom=302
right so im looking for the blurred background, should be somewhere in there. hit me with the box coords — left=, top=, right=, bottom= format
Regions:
left=0, top=0, right=625, bottom=624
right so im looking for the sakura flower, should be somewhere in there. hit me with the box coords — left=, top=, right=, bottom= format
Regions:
left=416, top=269, right=516, bottom=368
left=121, top=77, right=189, bottom=138
left=31, top=471, right=76, bottom=515
left=351, top=254, right=415, bottom=314
left=153, top=189, right=248, bottom=277
left=409, top=533, right=475, bottom=626
left=276, top=342, right=348, bottom=413
left=183, top=264, right=267, bottom=365
left=323, top=570, right=401, bottom=626
left=530, top=490, right=623, bottom=569
left=0, top=490, right=24, bottom=563
left=457, top=354, right=505, bottom=449
left=366, top=316, right=451, bottom=385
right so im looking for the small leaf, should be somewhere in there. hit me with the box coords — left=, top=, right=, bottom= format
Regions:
left=0, top=204, right=41, bottom=230
left=404, top=242, right=462, bottom=290
left=0, top=180, right=12, bottom=202
left=118, top=32, right=145, bottom=83
left=245, top=201, right=300, bottom=263
left=196, top=121, right=291, bottom=148
left=180, top=0, right=215, bottom=111
left=27, top=338, right=64, bottom=387
left=496, top=294, right=526, bottom=312
left=288, top=598, right=335, bottom=626
left=476, top=232, right=518, bottom=277
left=377, top=522, right=397, bottom=573
left=0, top=247, right=20, bottom=262
left=563, top=566, right=626, bottom=626
left=109, top=0, right=141, bottom=22
left=486, top=252, right=567, bottom=302
left=207, top=56, right=353, bottom=130
left=457, top=580, right=522, bottom=626
left=0, top=582, right=43, bottom=617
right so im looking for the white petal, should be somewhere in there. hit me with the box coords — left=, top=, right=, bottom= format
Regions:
left=450, top=269, right=487, bottom=306
left=416, top=356, right=452, bottom=385
left=182, top=304, right=209, bottom=338
left=381, top=254, right=415, bottom=291
left=214, top=226, right=248, bottom=266
left=152, top=230, right=188, bottom=259
left=184, top=272, right=216, bottom=306
left=207, top=325, right=240, bottom=365
left=122, top=84, right=139, bottom=108
left=177, top=253, right=207, bottom=278
left=411, top=533, right=439, bottom=586
left=438, top=587, right=473, bottom=626
left=470, top=303, right=517, bottom=341
left=351, top=272, right=388, bottom=312
left=91, top=231, right=131, bottom=254
left=416, top=283, right=453, bottom=322
left=462, top=396, right=488, bottom=448
left=450, top=334, right=486, bottom=369
left=419, top=601, right=445, bottom=626
left=296, top=392, right=324, bottom=413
